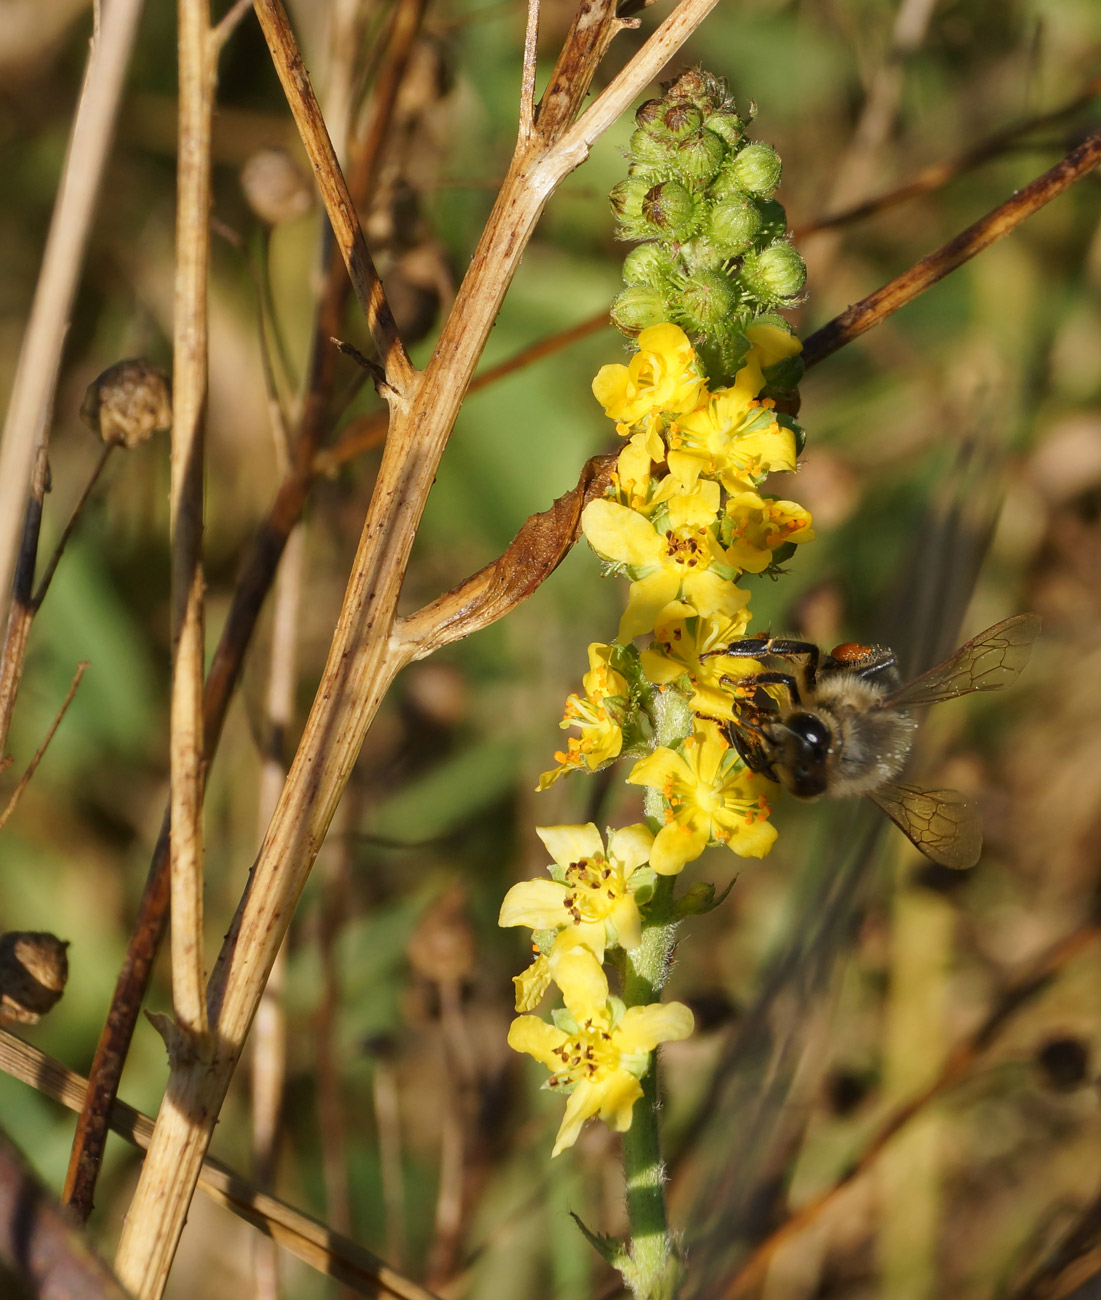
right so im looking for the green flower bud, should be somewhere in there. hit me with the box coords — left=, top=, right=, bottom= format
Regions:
left=628, top=127, right=675, bottom=171
left=703, top=109, right=746, bottom=146
left=640, top=179, right=700, bottom=238
left=739, top=243, right=806, bottom=303
left=635, top=98, right=703, bottom=144
left=729, top=141, right=782, bottom=197
left=696, top=330, right=751, bottom=391
left=663, top=68, right=724, bottom=112
left=677, top=881, right=717, bottom=916
left=609, top=175, right=653, bottom=240
left=707, top=194, right=762, bottom=256
left=610, top=285, right=669, bottom=334
left=622, top=242, right=681, bottom=288
left=680, top=268, right=739, bottom=333
left=675, top=129, right=726, bottom=188
left=754, top=198, right=789, bottom=245
left=677, top=236, right=724, bottom=274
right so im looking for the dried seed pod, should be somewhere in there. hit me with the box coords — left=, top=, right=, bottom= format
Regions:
left=240, top=146, right=314, bottom=226
left=0, top=930, right=69, bottom=1025
left=80, top=359, right=172, bottom=448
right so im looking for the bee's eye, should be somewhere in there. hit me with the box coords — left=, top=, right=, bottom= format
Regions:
left=781, top=713, right=831, bottom=798
left=787, top=713, right=831, bottom=759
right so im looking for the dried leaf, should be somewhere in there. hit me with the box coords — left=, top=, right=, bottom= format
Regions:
left=395, top=452, right=616, bottom=659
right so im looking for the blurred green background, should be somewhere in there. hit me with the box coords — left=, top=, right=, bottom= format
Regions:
left=0, top=1, right=1099, bottom=1297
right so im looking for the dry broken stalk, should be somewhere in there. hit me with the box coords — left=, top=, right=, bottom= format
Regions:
left=113, top=1, right=719, bottom=1294
left=0, top=0, right=147, bottom=648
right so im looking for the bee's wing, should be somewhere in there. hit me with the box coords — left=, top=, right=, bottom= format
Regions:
left=866, top=782, right=982, bottom=869
left=882, top=613, right=1041, bottom=709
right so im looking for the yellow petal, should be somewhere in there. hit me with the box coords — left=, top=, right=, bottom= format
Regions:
left=627, top=746, right=691, bottom=792
left=552, top=1078, right=605, bottom=1156
left=507, top=1014, right=566, bottom=1067
left=615, top=1001, right=695, bottom=1053
left=608, top=823, right=654, bottom=874
left=499, top=878, right=568, bottom=930
left=582, top=499, right=662, bottom=567
left=649, top=819, right=709, bottom=875
left=619, top=569, right=682, bottom=642
left=554, top=948, right=609, bottom=1018
left=536, top=823, right=605, bottom=870
left=596, top=1071, right=644, bottom=1133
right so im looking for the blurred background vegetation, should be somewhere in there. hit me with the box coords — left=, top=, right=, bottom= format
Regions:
left=0, top=0, right=1099, bottom=1297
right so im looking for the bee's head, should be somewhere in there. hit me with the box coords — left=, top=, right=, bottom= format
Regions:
left=775, top=711, right=832, bottom=798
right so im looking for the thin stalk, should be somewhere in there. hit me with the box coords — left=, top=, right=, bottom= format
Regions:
left=617, top=877, right=681, bottom=1300
left=168, top=0, right=213, bottom=1052
left=113, top=6, right=718, bottom=1294
left=0, top=0, right=146, bottom=635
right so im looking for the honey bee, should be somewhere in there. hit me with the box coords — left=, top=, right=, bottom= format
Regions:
left=713, top=613, right=1041, bottom=869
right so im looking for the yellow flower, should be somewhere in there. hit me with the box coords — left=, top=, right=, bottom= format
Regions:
left=746, top=323, right=803, bottom=372
left=640, top=602, right=763, bottom=719
left=627, top=723, right=777, bottom=873
left=592, top=323, right=707, bottom=428
left=499, top=823, right=654, bottom=974
left=537, top=643, right=628, bottom=788
left=667, top=376, right=796, bottom=493
left=723, top=489, right=815, bottom=574
left=582, top=483, right=750, bottom=642
left=507, top=947, right=694, bottom=1156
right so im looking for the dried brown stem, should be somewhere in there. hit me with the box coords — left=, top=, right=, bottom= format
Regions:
left=1005, top=1183, right=1101, bottom=1300
left=722, top=921, right=1100, bottom=1298
left=0, top=447, right=49, bottom=760
left=0, top=662, right=88, bottom=835
left=802, top=129, right=1101, bottom=369
left=64, top=0, right=431, bottom=1221
left=0, top=0, right=146, bottom=636
left=252, top=0, right=412, bottom=389
left=0, top=1029, right=441, bottom=1300
left=30, top=442, right=116, bottom=612
left=114, top=5, right=717, bottom=1292
left=166, top=0, right=213, bottom=1077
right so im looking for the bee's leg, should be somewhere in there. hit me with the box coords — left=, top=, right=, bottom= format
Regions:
left=727, top=721, right=776, bottom=779
left=709, top=638, right=823, bottom=690
left=720, top=669, right=804, bottom=707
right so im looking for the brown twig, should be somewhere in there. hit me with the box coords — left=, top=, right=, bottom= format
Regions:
left=1005, top=1183, right=1101, bottom=1300
left=721, top=921, right=1100, bottom=1298
left=0, top=1028, right=441, bottom=1300
left=113, top=5, right=718, bottom=1292
left=63, top=0, right=431, bottom=1223
left=0, top=662, right=88, bottom=835
left=0, top=446, right=49, bottom=760
left=0, top=0, right=146, bottom=635
left=802, top=129, right=1101, bottom=369
left=253, top=0, right=412, bottom=390
left=164, top=0, right=213, bottom=1094
left=30, top=442, right=116, bottom=612
left=394, top=451, right=617, bottom=657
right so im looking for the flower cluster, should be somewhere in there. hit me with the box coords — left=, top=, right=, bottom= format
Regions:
left=608, top=68, right=807, bottom=387
left=502, top=73, right=814, bottom=1162
left=541, top=320, right=813, bottom=875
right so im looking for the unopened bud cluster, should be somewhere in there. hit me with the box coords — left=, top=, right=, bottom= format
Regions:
left=609, top=69, right=806, bottom=389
